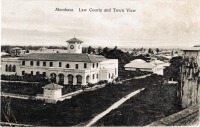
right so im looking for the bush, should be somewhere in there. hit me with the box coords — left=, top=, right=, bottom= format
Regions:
left=1, top=75, right=167, bottom=126
left=1, top=82, right=46, bottom=96
left=87, top=83, right=95, bottom=88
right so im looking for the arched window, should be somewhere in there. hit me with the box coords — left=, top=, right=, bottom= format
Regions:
left=67, top=74, right=74, bottom=84
left=36, top=71, right=40, bottom=75
left=66, top=64, right=70, bottom=68
left=86, top=75, right=90, bottom=83
left=12, top=65, right=16, bottom=72
left=8, top=65, right=12, bottom=72
left=5, top=65, right=8, bottom=72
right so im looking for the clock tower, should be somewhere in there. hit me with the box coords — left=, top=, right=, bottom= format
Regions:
left=66, top=37, right=83, bottom=53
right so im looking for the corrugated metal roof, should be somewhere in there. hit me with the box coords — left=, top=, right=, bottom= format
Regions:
left=130, top=59, right=146, bottom=63
left=181, top=47, right=200, bottom=51
left=19, top=53, right=107, bottom=63
left=11, top=47, right=22, bottom=50
left=125, top=61, right=156, bottom=69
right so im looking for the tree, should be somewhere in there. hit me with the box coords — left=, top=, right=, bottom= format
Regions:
left=148, top=48, right=154, bottom=54
left=140, top=47, right=143, bottom=51
left=92, top=48, right=96, bottom=54
left=133, top=48, right=136, bottom=52
left=114, top=46, right=118, bottom=50
left=164, top=56, right=183, bottom=82
left=97, top=47, right=102, bottom=54
left=102, top=47, right=109, bottom=56
left=156, top=48, right=160, bottom=54
left=88, top=46, right=92, bottom=54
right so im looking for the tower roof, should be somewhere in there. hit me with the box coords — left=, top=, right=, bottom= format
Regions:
left=66, top=37, right=83, bottom=43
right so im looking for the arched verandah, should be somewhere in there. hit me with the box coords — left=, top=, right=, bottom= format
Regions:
left=58, top=73, right=65, bottom=85
left=86, top=75, right=90, bottom=84
left=76, top=75, right=82, bottom=85
left=50, top=73, right=57, bottom=83
left=67, top=74, right=74, bottom=85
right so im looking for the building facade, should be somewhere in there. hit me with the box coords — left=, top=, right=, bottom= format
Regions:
left=1, top=38, right=118, bottom=85
left=124, top=59, right=169, bottom=75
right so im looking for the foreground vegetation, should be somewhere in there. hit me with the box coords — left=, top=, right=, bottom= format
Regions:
left=1, top=75, right=163, bottom=126
left=96, top=83, right=182, bottom=126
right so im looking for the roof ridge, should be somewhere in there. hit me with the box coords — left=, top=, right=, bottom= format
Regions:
left=86, top=54, right=92, bottom=63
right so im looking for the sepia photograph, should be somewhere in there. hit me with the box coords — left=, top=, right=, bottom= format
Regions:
left=1, top=0, right=200, bottom=126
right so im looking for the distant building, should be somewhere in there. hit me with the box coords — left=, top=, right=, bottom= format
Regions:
left=10, top=47, right=23, bottom=57
left=124, top=58, right=169, bottom=75
left=1, top=52, right=9, bottom=56
left=1, top=38, right=118, bottom=85
left=28, top=47, right=68, bottom=54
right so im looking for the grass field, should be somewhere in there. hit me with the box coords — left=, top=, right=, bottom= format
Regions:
left=95, top=83, right=182, bottom=126
left=1, top=75, right=177, bottom=126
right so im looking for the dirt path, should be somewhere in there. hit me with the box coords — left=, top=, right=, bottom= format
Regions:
left=85, top=88, right=145, bottom=127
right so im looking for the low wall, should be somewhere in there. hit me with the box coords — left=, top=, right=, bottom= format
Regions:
left=147, top=104, right=200, bottom=126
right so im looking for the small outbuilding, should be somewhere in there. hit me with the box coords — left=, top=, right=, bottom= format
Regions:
left=42, top=83, right=63, bottom=103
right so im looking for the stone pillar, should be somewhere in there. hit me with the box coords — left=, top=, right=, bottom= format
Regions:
left=73, top=76, right=76, bottom=85
left=56, top=76, right=59, bottom=84
left=82, top=74, right=86, bottom=85
left=64, top=75, right=68, bottom=84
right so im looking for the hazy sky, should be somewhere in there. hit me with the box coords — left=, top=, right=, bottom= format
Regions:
left=2, top=0, right=200, bottom=47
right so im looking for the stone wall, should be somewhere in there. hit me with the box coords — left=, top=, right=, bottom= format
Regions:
left=147, top=104, right=199, bottom=126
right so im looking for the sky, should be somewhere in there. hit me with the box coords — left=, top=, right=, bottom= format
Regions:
left=1, top=0, right=200, bottom=48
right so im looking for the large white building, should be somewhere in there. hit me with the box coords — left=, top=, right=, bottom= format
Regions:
left=124, top=59, right=169, bottom=75
left=1, top=38, right=118, bottom=85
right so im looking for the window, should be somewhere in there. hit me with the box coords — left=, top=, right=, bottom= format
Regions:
left=76, top=64, right=78, bottom=69
left=115, top=68, right=117, bottom=75
left=5, top=65, right=8, bottom=72
left=84, top=63, right=87, bottom=68
left=36, top=61, right=40, bottom=66
left=36, top=71, right=40, bottom=75
left=50, top=62, right=53, bottom=67
left=43, top=72, right=46, bottom=76
left=22, top=61, right=25, bottom=65
left=30, top=61, right=34, bottom=66
left=97, top=74, right=98, bottom=79
left=8, top=65, right=12, bottom=72
left=93, top=63, right=95, bottom=68
left=43, top=62, right=46, bottom=66
left=109, top=73, right=110, bottom=78
left=59, top=62, right=62, bottom=67
left=31, top=71, right=33, bottom=75
left=96, top=63, right=98, bottom=68
left=12, top=65, right=16, bottom=72
left=66, top=64, right=70, bottom=68
left=93, top=74, right=95, bottom=79
left=22, top=71, right=25, bottom=75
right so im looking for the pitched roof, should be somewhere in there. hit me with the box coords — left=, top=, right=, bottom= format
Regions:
left=181, top=47, right=200, bottom=51
left=66, top=38, right=83, bottom=43
left=130, top=59, right=146, bottom=63
left=125, top=61, right=156, bottom=69
left=11, top=47, right=22, bottom=50
left=19, top=53, right=107, bottom=62
left=42, top=83, right=63, bottom=89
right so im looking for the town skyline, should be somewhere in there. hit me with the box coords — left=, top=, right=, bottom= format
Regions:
left=2, top=0, right=200, bottom=47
